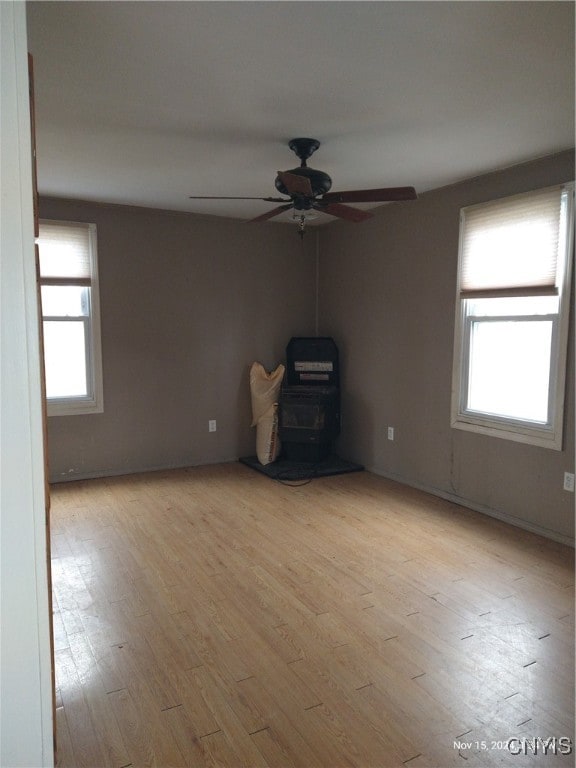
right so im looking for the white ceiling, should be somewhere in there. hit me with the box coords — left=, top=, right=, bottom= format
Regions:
left=26, top=1, right=575, bottom=226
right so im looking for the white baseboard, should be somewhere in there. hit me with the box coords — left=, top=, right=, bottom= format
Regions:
left=366, top=465, right=575, bottom=548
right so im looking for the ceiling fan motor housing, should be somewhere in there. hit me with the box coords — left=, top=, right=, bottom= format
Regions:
left=275, top=167, right=332, bottom=197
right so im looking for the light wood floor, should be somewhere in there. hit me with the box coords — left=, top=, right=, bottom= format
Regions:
left=50, top=463, right=574, bottom=768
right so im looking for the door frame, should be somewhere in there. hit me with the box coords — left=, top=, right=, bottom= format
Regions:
left=0, top=3, right=55, bottom=766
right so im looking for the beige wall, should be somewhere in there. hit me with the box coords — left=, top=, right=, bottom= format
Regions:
left=318, top=150, right=575, bottom=542
left=40, top=198, right=317, bottom=480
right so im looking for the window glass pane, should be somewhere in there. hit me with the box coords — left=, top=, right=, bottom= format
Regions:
left=41, top=285, right=90, bottom=317
left=43, top=320, right=88, bottom=399
left=467, top=319, right=553, bottom=423
left=466, top=295, right=559, bottom=317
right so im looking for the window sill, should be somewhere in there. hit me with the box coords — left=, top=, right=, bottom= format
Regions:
left=47, top=398, right=103, bottom=417
left=451, top=414, right=562, bottom=450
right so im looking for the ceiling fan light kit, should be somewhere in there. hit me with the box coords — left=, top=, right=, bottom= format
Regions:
left=189, top=138, right=417, bottom=236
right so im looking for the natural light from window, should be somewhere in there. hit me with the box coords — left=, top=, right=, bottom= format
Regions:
left=464, top=296, right=558, bottom=424
left=43, top=320, right=88, bottom=398
left=467, top=318, right=553, bottom=423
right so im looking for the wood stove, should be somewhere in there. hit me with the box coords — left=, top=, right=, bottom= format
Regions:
left=279, top=337, right=340, bottom=462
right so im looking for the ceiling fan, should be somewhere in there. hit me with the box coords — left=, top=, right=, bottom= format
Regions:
left=189, top=138, right=417, bottom=237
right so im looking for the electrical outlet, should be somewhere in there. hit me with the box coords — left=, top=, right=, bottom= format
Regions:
left=208, top=420, right=217, bottom=433
left=563, top=472, right=574, bottom=492
left=387, top=426, right=394, bottom=441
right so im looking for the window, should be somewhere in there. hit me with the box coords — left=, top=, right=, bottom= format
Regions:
left=451, top=183, right=574, bottom=449
left=38, top=220, right=103, bottom=415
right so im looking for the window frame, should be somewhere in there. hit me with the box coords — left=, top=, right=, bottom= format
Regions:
left=38, top=220, right=104, bottom=416
left=451, top=183, right=574, bottom=450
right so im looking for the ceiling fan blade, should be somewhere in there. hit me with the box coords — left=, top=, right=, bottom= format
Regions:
left=322, top=186, right=417, bottom=204
left=277, top=171, right=314, bottom=198
left=315, top=202, right=374, bottom=223
left=247, top=203, right=294, bottom=223
left=189, top=195, right=288, bottom=202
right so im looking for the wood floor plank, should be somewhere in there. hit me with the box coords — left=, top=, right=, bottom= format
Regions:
left=161, top=704, right=210, bottom=768
left=288, top=656, right=411, bottom=764
left=107, top=688, right=156, bottom=767
left=55, top=648, right=110, bottom=767
left=108, top=680, right=186, bottom=767
left=249, top=726, right=299, bottom=768
left=237, top=677, right=327, bottom=768
left=188, top=665, right=270, bottom=768
left=66, top=632, right=131, bottom=767
left=50, top=463, right=575, bottom=767
left=54, top=706, right=76, bottom=768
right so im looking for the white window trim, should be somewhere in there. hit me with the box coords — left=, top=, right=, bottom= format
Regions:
left=451, top=183, right=574, bottom=450
left=39, top=220, right=104, bottom=416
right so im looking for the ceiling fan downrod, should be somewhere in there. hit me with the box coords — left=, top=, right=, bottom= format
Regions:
left=288, top=138, right=320, bottom=167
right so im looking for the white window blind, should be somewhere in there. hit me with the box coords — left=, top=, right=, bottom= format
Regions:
left=37, top=221, right=92, bottom=280
left=460, top=186, right=563, bottom=295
